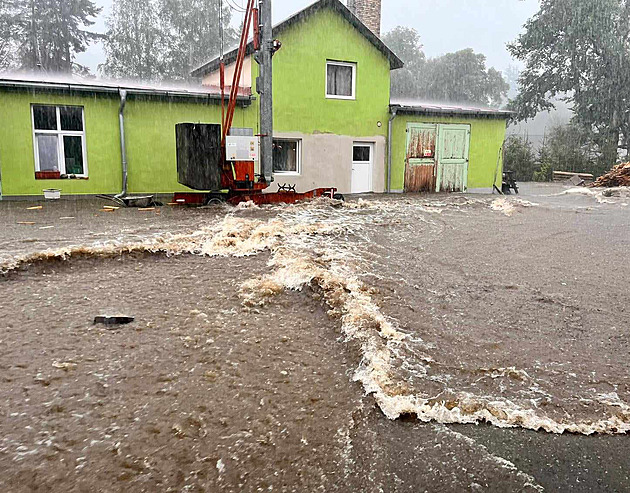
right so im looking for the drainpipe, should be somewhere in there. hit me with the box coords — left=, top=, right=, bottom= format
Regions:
left=387, top=106, right=398, bottom=193
left=115, top=89, right=128, bottom=199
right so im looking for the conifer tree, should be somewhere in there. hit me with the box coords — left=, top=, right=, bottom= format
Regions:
left=0, top=0, right=101, bottom=73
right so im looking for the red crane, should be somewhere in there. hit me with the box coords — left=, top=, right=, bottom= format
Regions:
left=175, top=0, right=340, bottom=206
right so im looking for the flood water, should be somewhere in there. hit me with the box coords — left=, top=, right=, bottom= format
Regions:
left=1, top=184, right=630, bottom=491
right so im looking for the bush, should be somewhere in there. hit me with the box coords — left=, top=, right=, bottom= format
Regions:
left=504, top=135, right=537, bottom=181
left=533, top=162, right=553, bottom=182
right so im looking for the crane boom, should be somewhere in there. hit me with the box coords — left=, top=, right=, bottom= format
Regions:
left=176, top=0, right=339, bottom=206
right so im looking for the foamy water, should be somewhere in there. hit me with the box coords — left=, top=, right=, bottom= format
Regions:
left=2, top=196, right=628, bottom=435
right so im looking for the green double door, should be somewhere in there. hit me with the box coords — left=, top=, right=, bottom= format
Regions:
left=405, top=123, right=471, bottom=193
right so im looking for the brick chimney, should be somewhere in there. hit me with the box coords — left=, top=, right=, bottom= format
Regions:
left=349, top=0, right=382, bottom=37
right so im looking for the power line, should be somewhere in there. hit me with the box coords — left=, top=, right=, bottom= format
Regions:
left=225, top=0, right=246, bottom=13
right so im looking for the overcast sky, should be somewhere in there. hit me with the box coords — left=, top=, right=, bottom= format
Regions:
left=76, top=0, right=540, bottom=75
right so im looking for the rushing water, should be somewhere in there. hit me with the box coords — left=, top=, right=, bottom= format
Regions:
left=3, top=195, right=629, bottom=435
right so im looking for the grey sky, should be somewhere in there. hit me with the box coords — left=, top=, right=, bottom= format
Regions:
left=76, top=0, right=540, bottom=75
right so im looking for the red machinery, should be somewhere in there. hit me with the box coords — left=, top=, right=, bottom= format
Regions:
left=175, top=0, right=339, bottom=206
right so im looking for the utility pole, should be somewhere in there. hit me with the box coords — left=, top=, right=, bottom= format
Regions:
left=257, top=0, right=273, bottom=183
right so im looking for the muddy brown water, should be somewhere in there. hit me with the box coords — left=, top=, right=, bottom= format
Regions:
left=1, top=186, right=629, bottom=491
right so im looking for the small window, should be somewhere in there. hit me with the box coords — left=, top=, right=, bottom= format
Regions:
left=353, top=145, right=371, bottom=162
left=32, top=105, right=87, bottom=177
left=326, top=61, right=356, bottom=100
left=273, top=139, right=301, bottom=174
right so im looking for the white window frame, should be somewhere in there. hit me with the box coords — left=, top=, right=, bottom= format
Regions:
left=32, top=105, right=88, bottom=177
left=272, top=138, right=302, bottom=176
left=325, top=60, right=357, bottom=100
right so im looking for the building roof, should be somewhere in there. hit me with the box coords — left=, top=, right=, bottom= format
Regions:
left=191, top=0, right=404, bottom=78
left=390, top=99, right=513, bottom=119
left=0, top=73, right=253, bottom=105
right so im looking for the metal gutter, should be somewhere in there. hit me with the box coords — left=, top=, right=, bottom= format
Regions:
left=390, top=104, right=513, bottom=119
left=0, top=79, right=253, bottom=105
left=387, top=106, right=398, bottom=193
left=115, top=89, right=128, bottom=199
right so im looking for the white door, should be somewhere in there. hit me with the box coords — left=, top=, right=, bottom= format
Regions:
left=351, top=143, right=373, bottom=194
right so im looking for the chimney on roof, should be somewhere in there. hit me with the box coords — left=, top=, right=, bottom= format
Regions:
left=348, top=0, right=382, bottom=37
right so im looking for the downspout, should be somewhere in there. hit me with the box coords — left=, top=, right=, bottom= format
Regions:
left=115, top=89, right=128, bottom=199
left=387, top=106, right=398, bottom=193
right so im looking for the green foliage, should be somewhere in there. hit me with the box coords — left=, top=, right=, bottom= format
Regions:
left=543, top=124, right=600, bottom=174
left=509, top=0, right=630, bottom=167
left=504, top=135, right=537, bottom=181
left=100, top=0, right=165, bottom=80
left=508, top=124, right=605, bottom=183
left=504, top=124, right=608, bottom=181
left=383, top=27, right=509, bottom=107
left=422, top=50, right=509, bottom=107
left=534, top=142, right=553, bottom=182
left=158, top=0, right=236, bottom=81
left=533, top=161, right=553, bottom=182
left=382, top=27, right=426, bottom=99
left=101, top=0, right=235, bottom=81
left=0, top=0, right=101, bottom=73
left=539, top=123, right=607, bottom=178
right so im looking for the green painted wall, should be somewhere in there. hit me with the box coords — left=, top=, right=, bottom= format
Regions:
left=0, top=90, right=121, bottom=196
left=391, top=114, right=507, bottom=191
left=0, top=89, right=256, bottom=196
left=123, top=96, right=255, bottom=194
left=0, top=7, right=505, bottom=197
left=251, top=7, right=391, bottom=138
left=0, top=7, right=393, bottom=197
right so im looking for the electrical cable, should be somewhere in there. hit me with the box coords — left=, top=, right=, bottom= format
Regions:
left=229, top=0, right=247, bottom=10
left=225, top=0, right=246, bottom=13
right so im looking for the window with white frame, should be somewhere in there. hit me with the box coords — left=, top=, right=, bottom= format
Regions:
left=272, top=139, right=301, bottom=174
left=326, top=61, right=356, bottom=100
left=32, top=105, right=87, bottom=176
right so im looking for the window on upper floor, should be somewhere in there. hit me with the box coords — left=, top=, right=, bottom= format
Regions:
left=273, top=139, right=301, bottom=175
left=32, top=105, right=87, bottom=178
left=326, top=61, right=356, bottom=100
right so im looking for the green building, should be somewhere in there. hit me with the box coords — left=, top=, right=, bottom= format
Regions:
left=0, top=0, right=510, bottom=200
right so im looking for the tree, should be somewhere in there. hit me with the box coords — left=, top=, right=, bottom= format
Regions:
left=509, top=0, right=630, bottom=167
left=0, top=1, right=20, bottom=69
left=382, top=26, right=425, bottom=98
left=540, top=124, right=604, bottom=177
left=504, top=135, right=537, bottom=181
left=504, top=65, right=520, bottom=99
left=0, top=0, right=101, bottom=73
left=102, top=0, right=234, bottom=81
left=158, top=0, right=235, bottom=81
left=101, top=0, right=165, bottom=80
left=383, top=27, right=425, bottom=99
left=420, top=49, right=509, bottom=107
left=383, top=27, right=509, bottom=107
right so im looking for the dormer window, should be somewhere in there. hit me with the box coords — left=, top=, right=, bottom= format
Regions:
left=326, top=61, right=356, bottom=100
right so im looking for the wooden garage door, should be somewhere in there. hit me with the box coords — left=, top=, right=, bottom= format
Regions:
left=436, top=124, right=470, bottom=192
left=405, top=124, right=437, bottom=192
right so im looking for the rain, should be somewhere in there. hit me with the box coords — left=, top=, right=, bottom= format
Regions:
left=1, top=0, right=630, bottom=491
